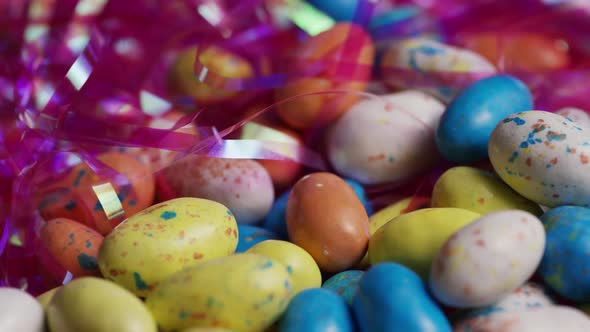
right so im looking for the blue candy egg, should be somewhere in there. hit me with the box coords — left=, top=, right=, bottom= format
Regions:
left=263, top=180, right=372, bottom=238
left=435, top=75, right=533, bottom=163
left=306, top=0, right=365, bottom=22
left=262, top=190, right=290, bottom=239
left=279, top=288, right=354, bottom=332
left=539, top=206, right=590, bottom=302
left=352, top=263, right=451, bottom=332
left=236, top=225, right=279, bottom=253
left=322, top=270, right=365, bottom=305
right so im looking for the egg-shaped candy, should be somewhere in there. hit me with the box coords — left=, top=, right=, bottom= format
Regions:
left=489, top=111, right=590, bottom=207
left=236, top=225, right=280, bottom=253
left=352, top=263, right=452, bottom=332
left=328, top=90, right=445, bottom=185
left=37, top=152, right=155, bottom=235
left=345, top=178, right=373, bottom=215
left=381, top=38, right=496, bottom=101
left=47, top=277, right=157, bottom=332
left=436, top=75, right=533, bottom=163
left=37, top=286, right=60, bottom=310
left=556, top=107, right=590, bottom=128
left=181, top=329, right=233, bottom=332
left=40, top=218, right=104, bottom=281
left=431, top=166, right=542, bottom=215
left=160, top=156, right=274, bottom=224
left=369, top=208, right=480, bottom=278
left=275, top=23, right=374, bottom=130
left=247, top=240, right=322, bottom=296
left=539, top=206, right=590, bottom=302
left=456, top=306, right=590, bottom=332
left=430, top=210, right=545, bottom=308
left=0, top=288, right=44, bottom=332
left=279, top=288, right=354, bottom=332
left=322, top=270, right=364, bottom=305
left=462, top=32, right=570, bottom=71
left=307, top=0, right=367, bottom=22
left=169, top=46, right=253, bottom=105
left=145, top=254, right=293, bottom=332
left=98, top=198, right=238, bottom=297
left=287, top=173, right=369, bottom=272
left=263, top=190, right=291, bottom=239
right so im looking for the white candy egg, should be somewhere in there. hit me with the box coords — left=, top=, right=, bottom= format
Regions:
left=0, top=287, right=45, bottom=332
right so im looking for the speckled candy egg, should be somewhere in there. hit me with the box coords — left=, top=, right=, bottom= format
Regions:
left=455, top=306, right=590, bottom=332
left=431, top=166, right=542, bottom=215
left=328, top=90, right=445, bottom=185
left=279, top=288, right=354, bottom=332
left=381, top=38, right=496, bottom=101
left=169, top=46, right=253, bottom=105
left=454, top=282, right=554, bottom=331
left=40, top=218, right=104, bottom=281
left=0, top=288, right=44, bottom=332
left=539, top=206, right=590, bottom=302
left=236, top=225, right=280, bottom=253
left=98, top=197, right=238, bottom=297
left=369, top=208, right=480, bottom=278
left=160, top=156, right=274, bottom=224
left=353, top=263, right=452, bottom=332
left=556, top=107, right=590, bottom=128
left=322, top=270, right=364, bottom=305
left=489, top=111, right=590, bottom=207
left=287, top=173, right=369, bottom=273
left=436, top=75, right=533, bottom=163
left=275, top=23, right=374, bottom=130
left=37, top=152, right=155, bottom=235
left=145, top=254, right=293, bottom=332
left=247, top=240, right=322, bottom=296
left=47, top=277, right=157, bottom=332
left=430, top=210, right=545, bottom=308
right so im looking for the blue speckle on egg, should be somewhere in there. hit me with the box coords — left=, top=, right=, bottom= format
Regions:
left=236, top=225, right=280, bottom=253
left=436, top=75, right=533, bottom=163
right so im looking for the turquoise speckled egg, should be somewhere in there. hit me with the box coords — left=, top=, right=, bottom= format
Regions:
left=322, top=270, right=364, bottom=305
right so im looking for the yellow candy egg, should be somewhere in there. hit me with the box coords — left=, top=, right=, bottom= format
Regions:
left=182, top=329, right=234, bottom=332
left=368, top=208, right=480, bottom=278
left=247, top=240, right=322, bottom=296
left=37, top=287, right=60, bottom=311
left=431, top=166, right=542, bottom=215
left=145, top=253, right=293, bottom=332
left=98, top=197, right=238, bottom=297
left=47, top=277, right=157, bottom=332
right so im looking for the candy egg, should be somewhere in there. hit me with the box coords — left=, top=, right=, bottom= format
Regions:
left=307, top=0, right=366, bottom=22
left=37, top=151, right=155, bottom=235
left=236, top=225, right=280, bottom=253
left=145, top=254, right=293, bottom=332
left=430, top=210, right=545, bottom=308
left=322, top=270, right=364, bottom=305
left=431, top=166, right=542, bottom=215
left=456, top=306, right=590, bottom=332
left=279, top=288, right=354, bottom=332
left=380, top=38, right=496, bottom=100
left=0, top=288, right=44, bottom=332
left=98, top=198, right=238, bottom=297
left=539, top=206, right=590, bottom=302
left=461, top=32, right=570, bottom=71
left=37, top=286, right=60, bottom=310
left=327, top=90, right=445, bottom=185
left=40, top=218, right=104, bottom=281
left=556, top=107, right=590, bottom=128
left=489, top=111, right=590, bottom=207
left=275, top=23, right=374, bottom=129
left=369, top=208, right=480, bottom=278
left=247, top=240, right=322, bottom=296
left=169, top=46, right=253, bottom=104
left=47, top=277, right=157, bottom=332
left=352, top=263, right=452, bottom=332
left=436, top=75, right=533, bottom=163
left=287, top=173, right=369, bottom=272
left=160, top=156, right=274, bottom=224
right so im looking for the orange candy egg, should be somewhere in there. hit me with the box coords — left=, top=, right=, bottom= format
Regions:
left=39, top=218, right=104, bottom=281
left=37, top=152, right=155, bottom=235
left=169, top=46, right=254, bottom=105
left=462, top=32, right=570, bottom=71
left=275, top=23, right=375, bottom=130
left=286, top=172, right=369, bottom=273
